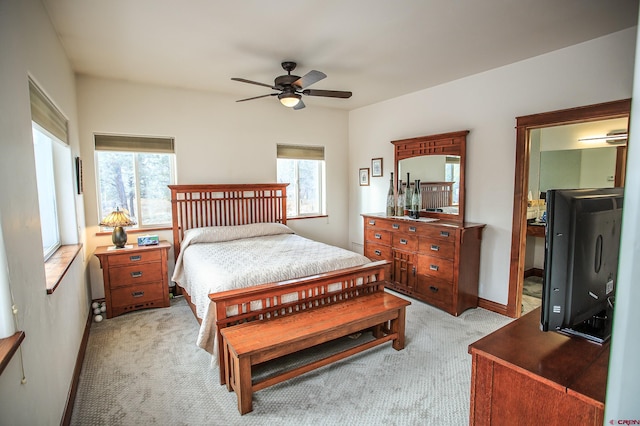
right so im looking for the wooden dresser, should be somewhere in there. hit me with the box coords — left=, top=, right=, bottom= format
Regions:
left=468, top=307, right=609, bottom=425
left=362, top=213, right=484, bottom=315
left=94, top=241, right=171, bottom=318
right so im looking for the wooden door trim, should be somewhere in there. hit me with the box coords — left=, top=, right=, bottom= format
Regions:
left=506, top=99, right=631, bottom=318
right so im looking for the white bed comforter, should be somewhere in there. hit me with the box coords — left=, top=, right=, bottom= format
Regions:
left=171, top=223, right=370, bottom=355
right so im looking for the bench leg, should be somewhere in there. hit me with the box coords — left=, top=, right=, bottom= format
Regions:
left=235, top=355, right=253, bottom=415
left=392, top=307, right=406, bottom=350
left=224, top=339, right=233, bottom=392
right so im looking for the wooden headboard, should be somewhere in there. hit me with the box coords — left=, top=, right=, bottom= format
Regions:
left=169, top=183, right=288, bottom=261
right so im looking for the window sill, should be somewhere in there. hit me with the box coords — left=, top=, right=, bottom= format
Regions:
left=0, top=331, right=25, bottom=376
left=45, top=244, right=82, bottom=294
left=95, top=225, right=171, bottom=237
left=287, top=215, right=328, bottom=221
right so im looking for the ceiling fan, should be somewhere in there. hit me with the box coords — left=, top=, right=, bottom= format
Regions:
left=231, top=61, right=352, bottom=110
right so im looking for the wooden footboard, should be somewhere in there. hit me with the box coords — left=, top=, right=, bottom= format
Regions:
left=209, top=260, right=390, bottom=385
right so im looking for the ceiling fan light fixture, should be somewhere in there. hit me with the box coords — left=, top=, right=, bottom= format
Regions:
left=278, top=92, right=301, bottom=108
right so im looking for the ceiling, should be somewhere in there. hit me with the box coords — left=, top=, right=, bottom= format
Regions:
left=42, top=0, right=638, bottom=111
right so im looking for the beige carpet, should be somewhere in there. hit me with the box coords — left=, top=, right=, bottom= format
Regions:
left=71, top=293, right=512, bottom=425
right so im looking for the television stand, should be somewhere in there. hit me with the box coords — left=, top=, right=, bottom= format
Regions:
left=560, top=308, right=613, bottom=344
left=468, top=307, right=610, bottom=425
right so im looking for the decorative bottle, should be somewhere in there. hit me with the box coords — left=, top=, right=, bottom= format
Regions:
left=396, top=179, right=405, bottom=216
left=386, top=172, right=395, bottom=216
left=405, top=173, right=412, bottom=212
left=411, top=179, right=422, bottom=219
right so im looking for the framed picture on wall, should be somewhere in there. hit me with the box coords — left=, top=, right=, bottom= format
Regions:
left=359, top=168, right=370, bottom=186
left=371, top=158, right=383, bottom=177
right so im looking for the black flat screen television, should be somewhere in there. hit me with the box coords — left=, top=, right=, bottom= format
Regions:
left=541, top=187, right=624, bottom=343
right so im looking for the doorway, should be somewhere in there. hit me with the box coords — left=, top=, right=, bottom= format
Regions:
left=506, top=99, right=631, bottom=318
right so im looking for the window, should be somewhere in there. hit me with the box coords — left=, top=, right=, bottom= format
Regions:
left=32, top=126, right=63, bottom=258
left=29, top=79, right=73, bottom=260
left=277, top=145, right=326, bottom=218
left=445, top=156, right=460, bottom=205
left=95, top=135, right=176, bottom=227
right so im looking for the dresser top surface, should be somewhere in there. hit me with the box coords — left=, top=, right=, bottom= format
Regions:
left=362, top=212, right=485, bottom=229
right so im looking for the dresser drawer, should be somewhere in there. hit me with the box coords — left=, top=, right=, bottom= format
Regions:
left=417, top=254, right=454, bottom=282
left=421, top=226, right=457, bottom=242
left=110, top=281, right=166, bottom=308
left=392, top=234, right=418, bottom=252
left=107, top=249, right=162, bottom=266
left=365, top=243, right=392, bottom=261
left=415, top=276, right=453, bottom=308
left=365, top=229, right=391, bottom=246
left=419, top=237, right=455, bottom=259
left=109, top=262, right=163, bottom=288
left=364, top=218, right=403, bottom=232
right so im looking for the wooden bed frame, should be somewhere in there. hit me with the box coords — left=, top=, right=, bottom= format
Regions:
left=169, top=183, right=390, bottom=381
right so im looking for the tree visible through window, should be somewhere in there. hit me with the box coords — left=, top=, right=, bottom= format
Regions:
left=95, top=135, right=175, bottom=227
left=276, top=145, right=325, bottom=218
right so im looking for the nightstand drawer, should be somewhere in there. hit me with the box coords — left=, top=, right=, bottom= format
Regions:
left=107, top=250, right=162, bottom=266
left=110, top=282, right=165, bottom=308
left=109, top=263, right=163, bottom=288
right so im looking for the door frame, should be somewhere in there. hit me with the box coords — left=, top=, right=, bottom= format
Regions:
left=506, top=99, right=632, bottom=318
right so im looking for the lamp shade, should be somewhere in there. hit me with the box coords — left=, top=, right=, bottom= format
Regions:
left=278, top=92, right=301, bottom=108
left=100, top=208, right=136, bottom=248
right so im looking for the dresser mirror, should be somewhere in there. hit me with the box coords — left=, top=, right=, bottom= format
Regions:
left=392, top=130, right=468, bottom=224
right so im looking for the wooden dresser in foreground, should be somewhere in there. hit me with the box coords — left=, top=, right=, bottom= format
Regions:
left=468, top=307, right=609, bottom=425
left=362, top=213, right=485, bottom=316
left=94, top=241, right=171, bottom=318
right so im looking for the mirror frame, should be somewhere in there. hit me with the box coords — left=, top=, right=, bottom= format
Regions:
left=506, top=99, right=631, bottom=318
left=392, top=130, right=469, bottom=224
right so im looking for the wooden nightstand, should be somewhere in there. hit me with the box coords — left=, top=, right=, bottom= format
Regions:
left=94, top=241, right=171, bottom=318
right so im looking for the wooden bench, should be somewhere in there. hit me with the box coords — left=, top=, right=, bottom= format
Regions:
left=210, top=260, right=392, bottom=385
left=220, top=290, right=410, bottom=414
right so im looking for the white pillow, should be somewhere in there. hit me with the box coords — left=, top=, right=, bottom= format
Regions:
left=182, top=222, right=294, bottom=245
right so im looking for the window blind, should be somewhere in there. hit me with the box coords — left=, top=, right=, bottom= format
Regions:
left=277, top=144, right=325, bottom=161
left=94, top=134, right=175, bottom=154
left=28, top=79, right=68, bottom=144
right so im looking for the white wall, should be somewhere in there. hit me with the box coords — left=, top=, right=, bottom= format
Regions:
left=0, top=0, right=90, bottom=424
left=605, top=12, right=640, bottom=419
left=348, top=28, right=636, bottom=305
left=76, top=76, right=350, bottom=298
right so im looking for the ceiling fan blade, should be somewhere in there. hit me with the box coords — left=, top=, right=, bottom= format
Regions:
left=231, top=77, right=278, bottom=90
left=293, top=99, right=306, bottom=110
left=236, top=93, right=277, bottom=102
left=302, top=89, right=352, bottom=99
left=293, top=70, right=326, bottom=89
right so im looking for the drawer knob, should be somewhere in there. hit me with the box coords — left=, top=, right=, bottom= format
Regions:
left=440, top=231, right=450, bottom=237
left=409, top=226, right=417, bottom=232
left=132, top=291, right=145, bottom=298
left=431, top=245, right=440, bottom=251
left=374, top=250, right=382, bottom=256
left=369, top=220, right=376, bottom=225
left=130, top=271, right=143, bottom=278
left=429, top=286, right=439, bottom=293
left=400, top=239, right=408, bottom=245
left=392, top=224, right=400, bottom=229
left=129, top=255, right=142, bottom=261
left=429, top=264, right=439, bottom=271
left=374, top=233, right=382, bottom=239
